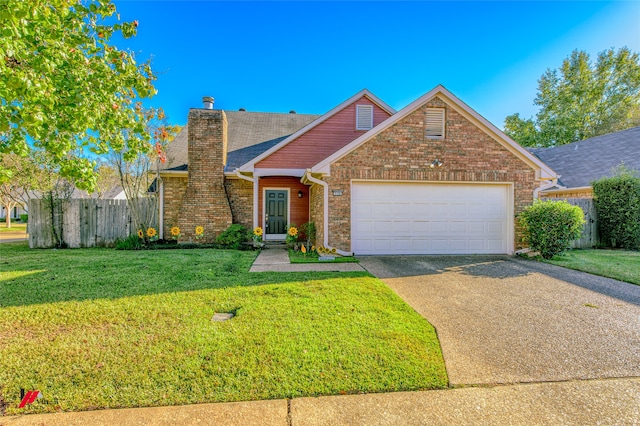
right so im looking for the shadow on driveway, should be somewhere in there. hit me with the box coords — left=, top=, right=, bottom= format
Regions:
left=360, top=255, right=640, bottom=386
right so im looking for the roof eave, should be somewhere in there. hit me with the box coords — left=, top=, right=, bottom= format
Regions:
left=312, top=85, right=559, bottom=180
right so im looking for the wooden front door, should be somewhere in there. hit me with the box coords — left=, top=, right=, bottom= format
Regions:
left=265, top=190, right=288, bottom=238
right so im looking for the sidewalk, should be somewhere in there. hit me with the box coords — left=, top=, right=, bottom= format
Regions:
left=249, top=246, right=365, bottom=272
left=4, top=378, right=639, bottom=425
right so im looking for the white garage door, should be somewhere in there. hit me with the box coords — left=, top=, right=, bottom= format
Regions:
left=351, top=182, right=511, bottom=255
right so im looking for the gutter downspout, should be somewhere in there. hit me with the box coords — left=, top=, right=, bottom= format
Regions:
left=235, top=169, right=258, bottom=229
left=533, top=178, right=559, bottom=200
left=158, top=179, right=164, bottom=240
left=303, top=170, right=352, bottom=256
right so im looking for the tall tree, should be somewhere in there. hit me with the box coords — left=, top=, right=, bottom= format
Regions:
left=0, top=0, right=156, bottom=191
left=110, top=107, right=180, bottom=233
left=505, top=47, right=640, bottom=147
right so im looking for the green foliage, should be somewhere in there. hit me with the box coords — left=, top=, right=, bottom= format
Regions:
left=114, top=233, right=143, bottom=250
left=215, top=224, right=251, bottom=249
left=519, top=200, right=585, bottom=259
left=19, top=213, right=27, bottom=222
left=0, top=0, right=157, bottom=190
left=505, top=47, right=640, bottom=147
left=592, top=167, right=640, bottom=250
left=299, top=221, right=316, bottom=245
left=286, top=224, right=299, bottom=244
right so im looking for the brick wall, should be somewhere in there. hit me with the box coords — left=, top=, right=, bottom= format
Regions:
left=225, top=178, right=253, bottom=229
left=161, top=176, right=188, bottom=237
left=327, top=96, right=538, bottom=252
left=177, top=109, right=233, bottom=242
left=309, top=182, right=324, bottom=247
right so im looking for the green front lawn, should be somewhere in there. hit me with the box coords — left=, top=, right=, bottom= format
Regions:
left=0, top=223, right=26, bottom=233
left=0, top=242, right=447, bottom=415
left=546, top=249, right=640, bottom=285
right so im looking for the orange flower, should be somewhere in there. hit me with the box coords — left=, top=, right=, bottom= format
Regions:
left=195, top=226, right=204, bottom=235
left=170, top=226, right=181, bottom=237
left=137, top=229, right=144, bottom=239
left=288, top=227, right=298, bottom=237
left=146, top=227, right=157, bottom=238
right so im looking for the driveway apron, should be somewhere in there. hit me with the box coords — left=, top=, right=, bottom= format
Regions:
left=359, top=255, right=640, bottom=386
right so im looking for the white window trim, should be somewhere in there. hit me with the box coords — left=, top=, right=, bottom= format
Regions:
left=356, top=104, right=374, bottom=130
left=426, top=108, right=445, bottom=139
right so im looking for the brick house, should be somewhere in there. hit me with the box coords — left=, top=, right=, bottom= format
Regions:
left=158, top=85, right=557, bottom=255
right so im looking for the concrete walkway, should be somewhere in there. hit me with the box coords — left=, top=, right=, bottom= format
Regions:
left=249, top=246, right=365, bottom=272
left=4, top=378, right=639, bottom=425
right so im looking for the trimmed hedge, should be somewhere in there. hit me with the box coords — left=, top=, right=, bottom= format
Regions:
left=593, top=169, right=640, bottom=250
left=215, top=224, right=251, bottom=250
left=519, top=200, right=585, bottom=259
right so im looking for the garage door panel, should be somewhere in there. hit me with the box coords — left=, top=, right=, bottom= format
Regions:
left=352, top=182, right=510, bottom=255
left=432, top=221, right=449, bottom=233
left=450, top=222, right=467, bottom=233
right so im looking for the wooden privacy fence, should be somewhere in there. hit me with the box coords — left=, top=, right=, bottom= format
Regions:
left=28, top=198, right=157, bottom=248
left=547, top=197, right=599, bottom=249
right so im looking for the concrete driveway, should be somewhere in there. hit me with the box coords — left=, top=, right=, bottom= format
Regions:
left=359, top=255, right=640, bottom=386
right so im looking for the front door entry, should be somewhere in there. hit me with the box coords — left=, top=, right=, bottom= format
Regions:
left=265, top=190, right=288, bottom=238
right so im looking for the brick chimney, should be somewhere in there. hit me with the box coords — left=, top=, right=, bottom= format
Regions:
left=177, top=98, right=233, bottom=242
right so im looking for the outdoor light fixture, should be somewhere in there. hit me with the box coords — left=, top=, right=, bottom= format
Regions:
left=298, top=190, right=303, bottom=198
left=430, top=159, right=443, bottom=168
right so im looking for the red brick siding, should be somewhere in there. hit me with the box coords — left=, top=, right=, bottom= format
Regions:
left=327, top=96, right=538, bottom=252
left=256, top=96, right=392, bottom=169
left=309, top=182, right=324, bottom=247
left=258, top=176, right=309, bottom=231
left=161, top=176, right=188, bottom=238
left=177, top=109, right=233, bottom=242
left=225, top=178, right=254, bottom=229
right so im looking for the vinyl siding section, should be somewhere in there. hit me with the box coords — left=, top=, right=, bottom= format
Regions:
left=258, top=176, right=310, bottom=231
left=256, top=96, right=392, bottom=169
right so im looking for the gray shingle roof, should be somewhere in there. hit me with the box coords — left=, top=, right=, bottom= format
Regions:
left=162, top=110, right=321, bottom=172
left=529, top=126, right=640, bottom=188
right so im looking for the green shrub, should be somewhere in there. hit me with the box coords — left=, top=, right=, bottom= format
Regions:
left=19, top=214, right=28, bottom=222
left=299, top=222, right=316, bottom=245
left=215, top=224, right=251, bottom=250
left=519, top=200, right=585, bottom=259
left=115, top=234, right=143, bottom=250
left=593, top=167, right=640, bottom=250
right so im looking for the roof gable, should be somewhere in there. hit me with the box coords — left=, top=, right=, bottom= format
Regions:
left=312, top=85, right=557, bottom=180
left=161, top=111, right=319, bottom=172
left=238, top=89, right=395, bottom=172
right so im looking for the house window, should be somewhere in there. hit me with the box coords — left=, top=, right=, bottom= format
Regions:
left=425, top=108, right=445, bottom=139
left=356, top=105, right=374, bottom=130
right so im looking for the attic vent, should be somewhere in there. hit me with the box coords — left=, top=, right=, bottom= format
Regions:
left=425, top=108, right=445, bottom=139
left=356, top=105, right=373, bottom=130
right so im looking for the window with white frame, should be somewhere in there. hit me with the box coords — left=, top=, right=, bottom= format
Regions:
left=356, top=104, right=374, bottom=130
left=425, top=108, right=445, bottom=139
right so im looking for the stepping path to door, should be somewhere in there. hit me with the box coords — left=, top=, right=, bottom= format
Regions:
left=249, top=247, right=366, bottom=272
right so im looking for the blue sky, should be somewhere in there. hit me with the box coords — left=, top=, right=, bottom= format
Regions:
left=112, top=1, right=640, bottom=128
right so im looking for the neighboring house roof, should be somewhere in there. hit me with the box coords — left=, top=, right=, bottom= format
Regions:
left=529, top=126, right=640, bottom=188
left=311, top=85, right=557, bottom=180
left=71, top=185, right=126, bottom=199
left=162, top=111, right=320, bottom=172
